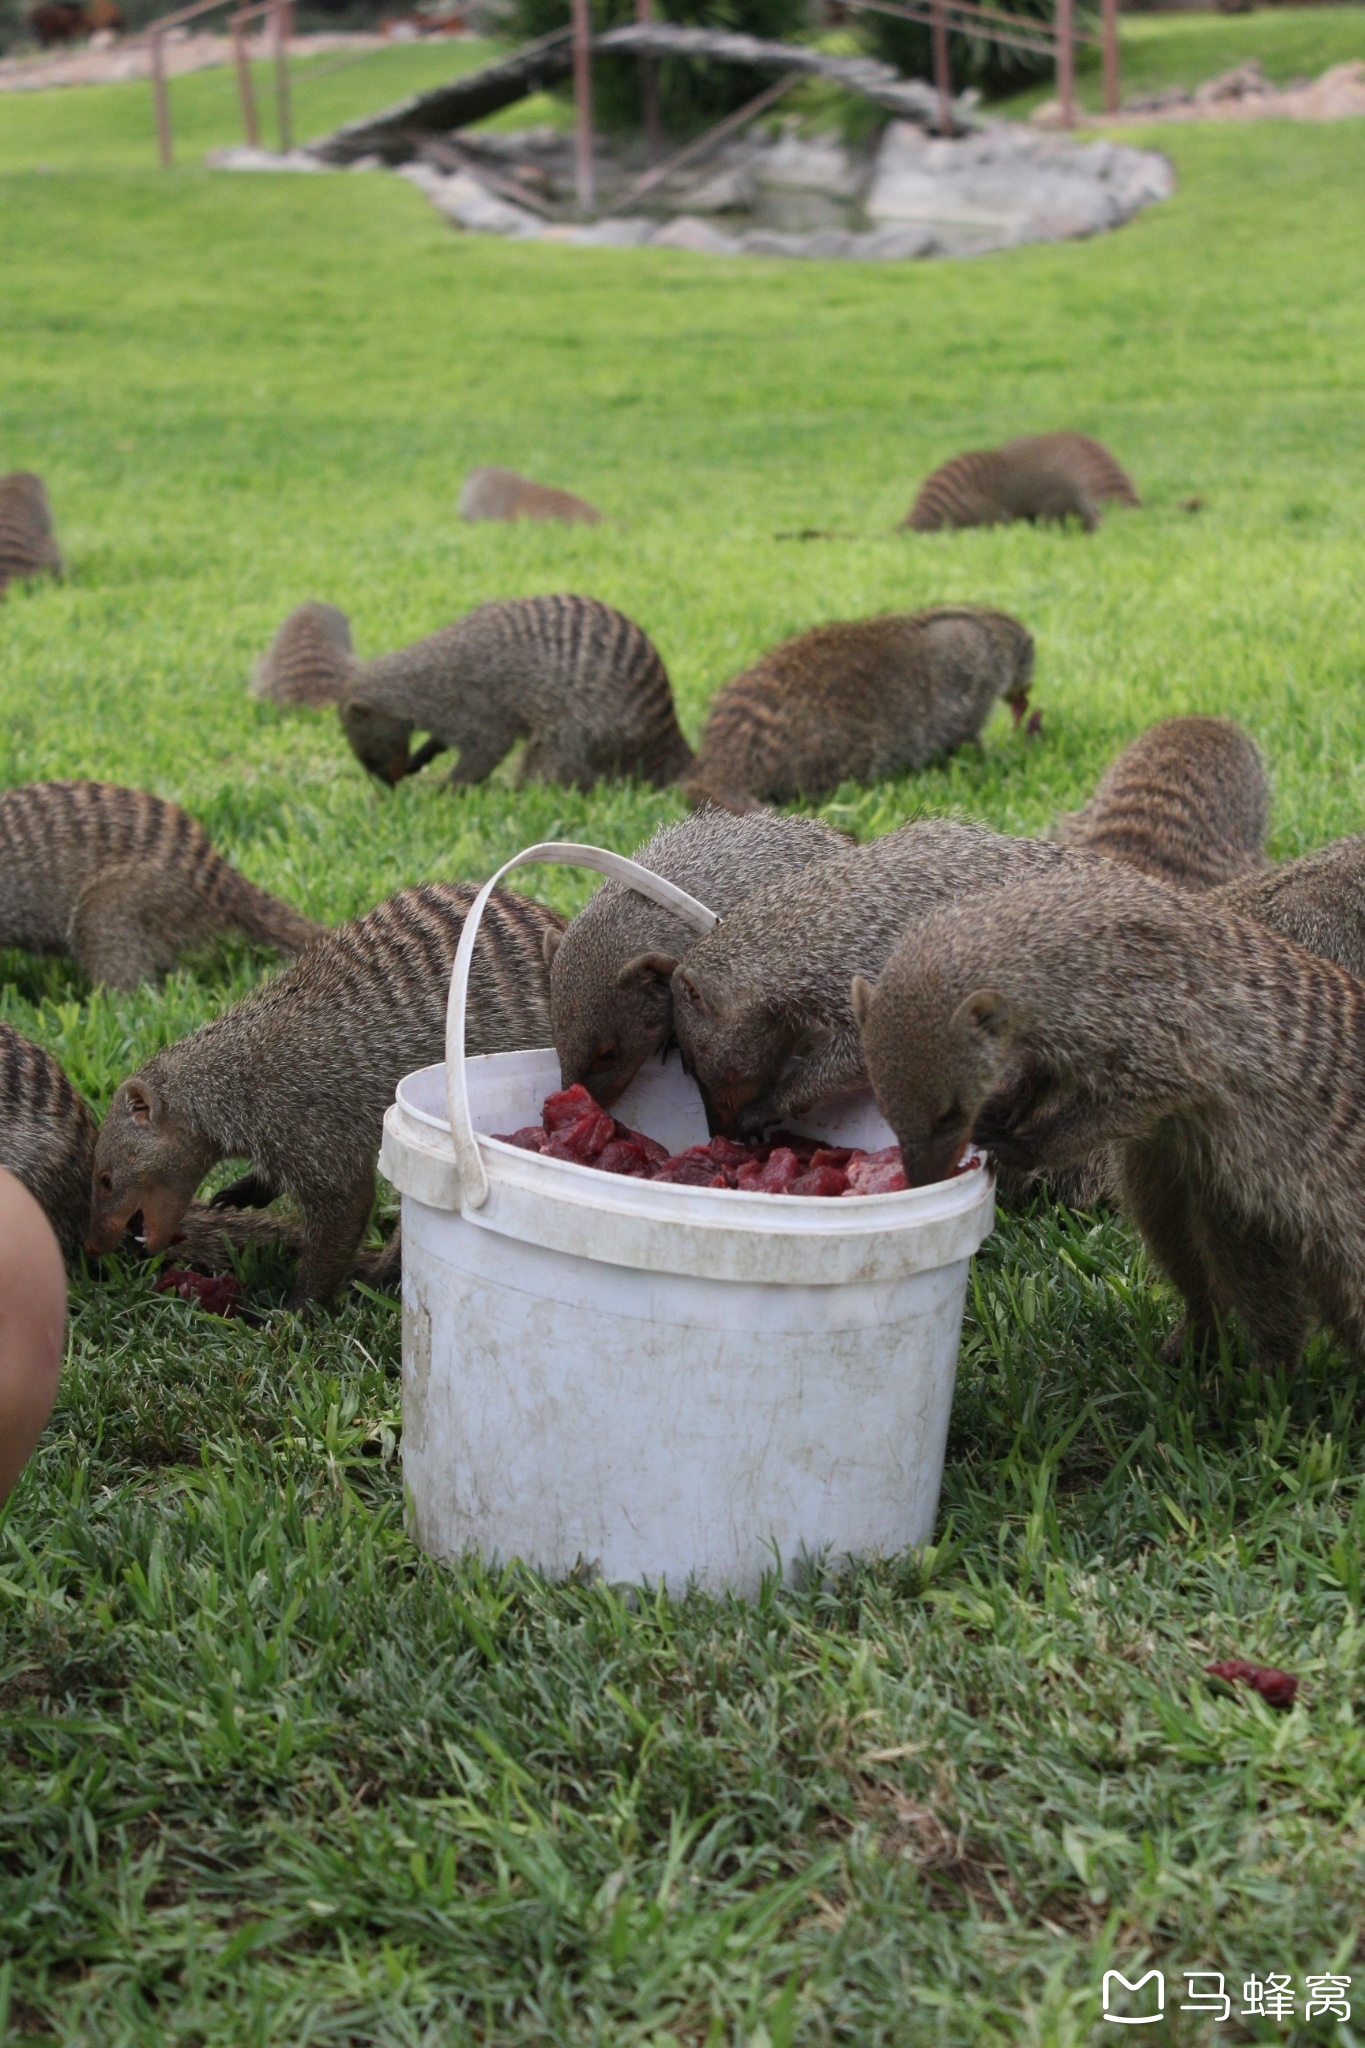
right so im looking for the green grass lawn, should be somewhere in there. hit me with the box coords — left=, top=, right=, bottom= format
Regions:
left=4, top=42, right=1365, bottom=2044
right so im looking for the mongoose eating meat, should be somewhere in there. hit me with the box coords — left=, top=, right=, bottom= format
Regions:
left=0, top=472, right=63, bottom=595
left=0, top=1022, right=302, bottom=1279
left=901, top=433, right=1139, bottom=534
left=1213, top=837, right=1365, bottom=980
left=87, top=881, right=563, bottom=1305
left=547, top=806, right=849, bottom=1107
left=336, top=593, right=693, bottom=792
left=667, top=820, right=1073, bottom=1135
left=0, top=781, right=322, bottom=991
left=458, top=466, right=602, bottom=525
left=854, top=862, right=1365, bottom=1371
left=250, top=602, right=355, bottom=707
left=1054, top=716, right=1268, bottom=891
left=681, top=606, right=1034, bottom=813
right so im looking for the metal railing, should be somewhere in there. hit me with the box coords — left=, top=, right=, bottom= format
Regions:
left=144, top=0, right=292, bottom=165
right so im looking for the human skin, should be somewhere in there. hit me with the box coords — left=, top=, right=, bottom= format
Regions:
left=0, top=1166, right=67, bottom=1503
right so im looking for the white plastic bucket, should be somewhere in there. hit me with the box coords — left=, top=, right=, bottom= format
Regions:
left=379, top=841, right=995, bottom=1596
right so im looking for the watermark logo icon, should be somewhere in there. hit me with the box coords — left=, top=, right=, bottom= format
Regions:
left=1102, top=1971, right=1165, bottom=2025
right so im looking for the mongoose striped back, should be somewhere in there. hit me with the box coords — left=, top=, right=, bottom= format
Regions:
left=0, top=780, right=321, bottom=974
left=1055, top=717, right=1268, bottom=892
left=1004, top=433, right=1140, bottom=507
left=901, top=433, right=1137, bottom=533
left=0, top=471, right=62, bottom=590
left=0, top=1024, right=97, bottom=1264
left=458, top=466, right=602, bottom=525
left=250, top=602, right=357, bottom=706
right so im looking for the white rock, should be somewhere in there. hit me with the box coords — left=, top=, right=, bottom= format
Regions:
left=206, top=146, right=330, bottom=172
left=407, top=167, right=543, bottom=237
left=755, top=128, right=865, bottom=198
left=866, top=120, right=1172, bottom=247
left=649, top=215, right=740, bottom=256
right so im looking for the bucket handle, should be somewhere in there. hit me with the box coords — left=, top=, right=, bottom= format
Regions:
left=445, top=841, right=719, bottom=1211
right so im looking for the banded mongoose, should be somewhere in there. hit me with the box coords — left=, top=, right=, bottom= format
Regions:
left=87, top=882, right=563, bottom=1305
left=901, top=433, right=1139, bottom=534
left=0, top=1022, right=300, bottom=1278
left=0, top=1024, right=98, bottom=1265
left=681, top=606, right=1034, bottom=813
left=548, top=806, right=850, bottom=1107
left=666, top=820, right=1074, bottom=1135
left=250, top=602, right=355, bottom=707
left=337, top=594, right=693, bottom=792
left=458, top=466, right=602, bottom=526
left=0, top=472, right=63, bottom=594
left=1055, top=717, right=1268, bottom=891
left=0, top=781, right=322, bottom=991
left=853, top=861, right=1365, bottom=1372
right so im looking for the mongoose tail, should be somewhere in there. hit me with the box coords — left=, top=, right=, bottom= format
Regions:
left=1054, top=716, right=1268, bottom=892
left=855, top=863, right=1365, bottom=1370
left=251, top=602, right=357, bottom=706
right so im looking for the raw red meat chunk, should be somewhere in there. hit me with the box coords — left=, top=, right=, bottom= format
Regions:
left=492, top=1089, right=937, bottom=1198
left=155, top=1268, right=244, bottom=1317
left=1205, top=1660, right=1299, bottom=1710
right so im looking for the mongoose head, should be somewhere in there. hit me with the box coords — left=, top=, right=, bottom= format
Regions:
left=87, top=1077, right=217, bottom=1256
left=987, top=610, right=1036, bottom=725
left=340, top=699, right=416, bottom=787
left=670, top=961, right=834, bottom=1136
left=853, top=970, right=1021, bottom=1188
left=547, top=924, right=677, bottom=1107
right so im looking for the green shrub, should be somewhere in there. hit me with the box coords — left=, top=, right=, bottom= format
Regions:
left=506, top=0, right=814, bottom=134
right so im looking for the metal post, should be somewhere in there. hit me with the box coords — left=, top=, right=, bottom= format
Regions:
left=1101, top=0, right=1119, bottom=114
left=931, top=0, right=951, bottom=134
left=636, top=0, right=662, bottom=165
left=571, top=0, right=594, bottom=209
left=272, top=0, right=292, bottom=154
left=1056, top=0, right=1075, bottom=127
left=150, top=27, right=172, bottom=167
left=232, top=14, right=259, bottom=147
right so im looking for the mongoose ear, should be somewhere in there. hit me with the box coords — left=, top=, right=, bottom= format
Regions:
left=850, top=975, right=875, bottom=1030
left=955, top=989, right=1016, bottom=1044
left=617, top=952, right=679, bottom=992
left=673, top=965, right=718, bottom=1016
left=125, top=1080, right=158, bottom=1125
left=543, top=928, right=562, bottom=971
